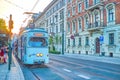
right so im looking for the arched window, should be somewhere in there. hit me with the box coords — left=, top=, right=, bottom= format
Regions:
left=106, top=3, right=115, bottom=24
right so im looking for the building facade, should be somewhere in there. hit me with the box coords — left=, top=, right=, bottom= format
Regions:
left=66, top=0, right=120, bottom=57
left=34, top=0, right=67, bottom=53
left=45, top=0, right=67, bottom=53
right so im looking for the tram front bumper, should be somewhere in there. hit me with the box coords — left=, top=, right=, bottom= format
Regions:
left=34, top=59, right=45, bottom=64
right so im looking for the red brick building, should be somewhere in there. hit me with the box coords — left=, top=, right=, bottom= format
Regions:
left=66, top=0, right=120, bottom=57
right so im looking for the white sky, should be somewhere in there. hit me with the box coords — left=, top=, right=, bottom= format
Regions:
left=0, top=0, right=52, bottom=34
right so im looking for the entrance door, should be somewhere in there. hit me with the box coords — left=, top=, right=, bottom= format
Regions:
left=95, top=38, right=100, bottom=54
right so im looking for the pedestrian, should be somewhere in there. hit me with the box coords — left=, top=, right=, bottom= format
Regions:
left=3, top=45, right=7, bottom=63
left=0, top=49, right=2, bottom=64
left=0, top=48, right=4, bottom=64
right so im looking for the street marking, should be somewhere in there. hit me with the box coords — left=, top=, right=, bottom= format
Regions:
left=63, top=68, right=72, bottom=72
left=78, top=74, right=90, bottom=79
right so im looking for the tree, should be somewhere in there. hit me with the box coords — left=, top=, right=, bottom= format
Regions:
left=0, top=18, right=9, bottom=46
left=0, top=18, right=9, bottom=34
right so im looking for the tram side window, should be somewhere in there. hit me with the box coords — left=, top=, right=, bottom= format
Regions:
left=29, top=37, right=47, bottom=47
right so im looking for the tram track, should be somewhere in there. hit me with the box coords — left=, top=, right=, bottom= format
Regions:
left=16, top=56, right=41, bottom=80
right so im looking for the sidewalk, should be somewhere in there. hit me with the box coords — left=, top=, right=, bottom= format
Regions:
left=0, top=54, right=25, bottom=80
left=59, top=53, right=120, bottom=65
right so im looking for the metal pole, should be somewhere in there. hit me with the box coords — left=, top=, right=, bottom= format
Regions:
left=8, top=39, right=12, bottom=70
left=8, top=14, right=13, bottom=70
left=62, top=16, right=64, bottom=55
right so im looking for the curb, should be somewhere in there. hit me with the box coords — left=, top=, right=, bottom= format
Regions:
left=12, top=54, right=25, bottom=80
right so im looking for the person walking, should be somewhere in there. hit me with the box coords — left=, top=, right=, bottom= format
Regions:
left=0, top=48, right=4, bottom=64
left=3, top=45, right=7, bottom=63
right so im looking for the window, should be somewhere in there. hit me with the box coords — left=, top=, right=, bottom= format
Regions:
left=60, top=23, right=63, bottom=32
left=68, top=0, right=71, bottom=3
left=52, top=16, right=54, bottom=23
left=85, top=37, right=89, bottom=45
left=55, top=14, right=58, bottom=22
left=67, top=10, right=70, bottom=17
left=67, top=22, right=70, bottom=32
left=61, top=0, right=65, bottom=6
left=56, top=25, right=58, bottom=33
left=94, top=0, right=100, bottom=4
left=106, top=4, right=115, bottom=24
left=78, top=38, right=81, bottom=46
left=29, top=37, right=48, bottom=47
left=109, top=33, right=114, bottom=45
left=72, top=7, right=76, bottom=15
left=60, top=9, right=64, bottom=20
left=68, top=39, right=70, bottom=46
left=72, top=21, right=76, bottom=32
left=85, top=0, right=89, bottom=8
left=73, top=38, right=75, bottom=46
left=78, top=3, right=82, bottom=13
left=108, top=8, right=114, bottom=22
left=85, top=15, right=89, bottom=29
left=94, top=11, right=100, bottom=27
left=78, top=18, right=82, bottom=30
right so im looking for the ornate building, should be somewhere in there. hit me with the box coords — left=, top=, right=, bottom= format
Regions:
left=34, top=0, right=67, bottom=53
left=66, top=0, right=120, bottom=57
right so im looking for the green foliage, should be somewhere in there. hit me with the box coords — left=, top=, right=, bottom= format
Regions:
left=60, top=36, right=62, bottom=44
left=0, top=18, right=9, bottom=34
left=55, top=35, right=59, bottom=44
left=49, top=50, right=61, bottom=54
left=53, top=45, right=55, bottom=51
left=49, top=36, right=53, bottom=45
left=0, top=18, right=9, bottom=46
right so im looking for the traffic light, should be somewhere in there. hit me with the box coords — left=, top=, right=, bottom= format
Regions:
left=9, top=14, right=13, bottom=31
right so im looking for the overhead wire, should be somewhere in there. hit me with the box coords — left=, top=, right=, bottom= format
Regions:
left=3, top=0, right=40, bottom=26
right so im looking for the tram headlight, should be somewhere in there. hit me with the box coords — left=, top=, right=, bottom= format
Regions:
left=36, top=53, right=43, bottom=57
left=39, top=53, right=43, bottom=57
left=36, top=54, right=39, bottom=57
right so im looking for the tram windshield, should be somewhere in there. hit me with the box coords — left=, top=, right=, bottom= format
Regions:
left=29, top=37, right=48, bottom=47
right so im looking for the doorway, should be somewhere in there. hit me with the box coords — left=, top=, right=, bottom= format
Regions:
left=95, top=38, right=100, bottom=54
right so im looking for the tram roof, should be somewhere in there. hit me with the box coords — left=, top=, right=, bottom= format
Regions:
left=23, top=28, right=48, bottom=33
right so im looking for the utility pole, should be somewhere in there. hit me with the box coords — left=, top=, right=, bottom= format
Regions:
left=8, top=14, right=13, bottom=70
left=62, top=23, right=64, bottom=55
left=62, top=10, right=64, bottom=55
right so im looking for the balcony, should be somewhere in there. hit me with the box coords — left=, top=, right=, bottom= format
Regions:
left=86, top=1, right=104, bottom=10
left=87, top=21, right=104, bottom=32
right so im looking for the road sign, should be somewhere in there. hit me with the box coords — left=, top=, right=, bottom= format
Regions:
left=99, top=35, right=104, bottom=44
left=99, top=35, right=104, bottom=42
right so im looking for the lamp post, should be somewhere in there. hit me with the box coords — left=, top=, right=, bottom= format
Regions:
left=8, top=14, right=13, bottom=70
left=61, top=11, right=64, bottom=55
left=62, top=22, right=64, bottom=55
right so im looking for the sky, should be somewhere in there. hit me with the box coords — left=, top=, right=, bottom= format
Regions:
left=0, top=0, right=52, bottom=34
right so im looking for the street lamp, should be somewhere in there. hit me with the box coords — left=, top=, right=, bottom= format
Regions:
left=61, top=12, right=64, bottom=55
left=8, top=14, right=13, bottom=70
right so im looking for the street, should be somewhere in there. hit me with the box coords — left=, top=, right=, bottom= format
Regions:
left=20, top=54, right=120, bottom=80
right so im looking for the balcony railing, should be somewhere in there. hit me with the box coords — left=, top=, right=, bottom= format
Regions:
left=87, top=21, right=104, bottom=31
left=86, top=1, right=104, bottom=10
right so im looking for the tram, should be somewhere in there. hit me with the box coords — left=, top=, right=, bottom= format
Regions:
left=16, top=28, right=49, bottom=64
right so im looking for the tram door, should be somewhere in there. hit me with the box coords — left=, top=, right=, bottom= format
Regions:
left=95, top=38, right=100, bottom=54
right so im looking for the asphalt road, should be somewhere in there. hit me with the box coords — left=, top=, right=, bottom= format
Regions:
left=20, top=54, right=120, bottom=80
